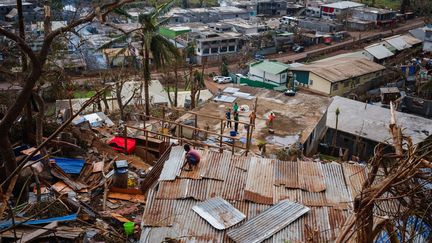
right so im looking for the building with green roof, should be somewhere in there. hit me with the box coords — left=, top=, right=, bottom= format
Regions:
left=159, top=26, right=191, bottom=39
left=248, top=60, right=290, bottom=87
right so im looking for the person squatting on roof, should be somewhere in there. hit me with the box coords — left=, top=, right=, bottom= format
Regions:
left=182, top=144, right=201, bottom=171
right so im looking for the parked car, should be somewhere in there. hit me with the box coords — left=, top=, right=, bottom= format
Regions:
left=217, top=76, right=233, bottom=84
left=292, top=45, right=304, bottom=53
left=212, top=76, right=223, bottom=82
left=284, top=90, right=296, bottom=96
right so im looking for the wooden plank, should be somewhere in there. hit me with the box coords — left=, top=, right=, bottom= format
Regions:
left=20, top=221, right=58, bottom=243
left=92, top=161, right=104, bottom=173
left=108, top=192, right=145, bottom=203
left=111, top=213, right=131, bottom=223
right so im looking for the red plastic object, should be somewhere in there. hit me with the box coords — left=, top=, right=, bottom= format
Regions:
left=108, top=136, right=136, bottom=154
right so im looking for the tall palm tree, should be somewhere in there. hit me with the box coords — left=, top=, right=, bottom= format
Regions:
left=100, top=0, right=180, bottom=117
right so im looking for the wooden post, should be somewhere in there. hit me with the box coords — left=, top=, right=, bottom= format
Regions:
left=123, top=126, right=128, bottom=154
left=219, top=120, right=223, bottom=152
left=231, top=138, right=235, bottom=155
left=194, top=114, right=198, bottom=142
left=162, top=106, right=166, bottom=140
left=145, top=129, right=149, bottom=163
left=246, top=125, right=250, bottom=156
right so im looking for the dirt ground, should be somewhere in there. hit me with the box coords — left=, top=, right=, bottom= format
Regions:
left=185, top=84, right=330, bottom=155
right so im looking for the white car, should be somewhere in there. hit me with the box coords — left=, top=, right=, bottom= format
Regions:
left=217, top=76, right=233, bottom=84
left=213, top=76, right=223, bottom=82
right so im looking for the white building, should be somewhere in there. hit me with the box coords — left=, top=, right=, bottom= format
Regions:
left=248, top=60, right=290, bottom=86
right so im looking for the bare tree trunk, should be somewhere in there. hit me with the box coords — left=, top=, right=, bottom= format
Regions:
left=189, top=65, right=196, bottom=110
left=174, top=62, right=179, bottom=107
left=143, top=43, right=151, bottom=117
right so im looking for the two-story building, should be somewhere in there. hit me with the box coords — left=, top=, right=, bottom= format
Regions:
left=351, top=7, right=396, bottom=27
left=256, top=0, right=287, bottom=16
left=195, top=31, right=242, bottom=64
left=291, top=57, right=385, bottom=96
left=166, top=7, right=250, bottom=24
left=320, top=1, right=364, bottom=20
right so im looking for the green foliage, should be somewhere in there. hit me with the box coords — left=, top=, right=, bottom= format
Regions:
left=220, top=63, right=229, bottom=76
left=73, top=91, right=96, bottom=99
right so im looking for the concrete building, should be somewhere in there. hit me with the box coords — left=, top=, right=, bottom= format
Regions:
left=323, top=96, right=432, bottom=159
left=221, top=19, right=269, bottom=35
left=320, top=1, right=364, bottom=20
left=351, top=7, right=396, bottom=27
left=298, top=17, right=344, bottom=32
left=194, top=31, right=242, bottom=64
left=225, top=0, right=258, bottom=16
left=291, top=57, right=385, bottom=96
left=166, top=6, right=250, bottom=24
left=256, top=0, right=287, bottom=16
left=248, top=60, right=290, bottom=86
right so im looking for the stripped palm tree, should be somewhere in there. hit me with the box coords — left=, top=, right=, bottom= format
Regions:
left=100, top=0, right=180, bottom=116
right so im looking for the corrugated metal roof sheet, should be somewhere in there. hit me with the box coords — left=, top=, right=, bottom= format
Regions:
left=402, top=34, right=422, bottom=46
left=342, top=163, right=367, bottom=200
left=274, top=160, right=299, bottom=188
left=201, top=151, right=231, bottom=181
left=192, top=197, right=246, bottom=230
left=322, top=162, right=351, bottom=208
left=158, top=146, right=185, bottom=181
left=227, top=200, right=310, bottom=243
left=384, top=35, right=412, bottom=51
left=141, top=149, right=374, bottom=243
left=299, top=161, right=326, bottom=192
left=221, top=167, right=247, bottom=201
left=364, top=43, right=394, bottom=60
left=244, top=157, right=275, bottom=204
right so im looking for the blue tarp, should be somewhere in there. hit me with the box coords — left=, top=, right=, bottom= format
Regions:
left=52, top=157, right=85, bottom=174
left=0, top=214, right=77, bottom=229
left=375, top=216, right=431, bottom=243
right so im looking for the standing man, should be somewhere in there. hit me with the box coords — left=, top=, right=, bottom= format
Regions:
left=234, top=112, right=239, bottom=133
left=268, top=112, right=275, bottom=129
left=182, top=144, right=200, bottom=171
left=225, top=108, right=232, bottom=128
left=233, top=102, right=239, bottom=113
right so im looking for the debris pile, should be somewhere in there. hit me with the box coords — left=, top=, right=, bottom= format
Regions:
left=0, top=112, right=163, bottom=242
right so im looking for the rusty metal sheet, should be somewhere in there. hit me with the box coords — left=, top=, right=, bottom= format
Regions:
left=227, top=200, right=310, bottom=243
left=221, top=167, right=247, bottom=201
left=274, top=160, right=299, bottom=188
left=158, top=146, right=185, bottom=181
left=342, top=163, right=367, bottom=200
left=143, top=190, right=175, bottom=227
left=179, top=150, right=209, bottom=180
left=233, top=155, right=251, bottom=171
left=201, top=150, right=231, bottom=181
left=141, top=146, right=172, bottom=193
left=327, top=207, right=350, bottom=240
left=298, top=161, right=326, bottom=192
left=273, top=186, right=301, bottom=204
left=244, top=157, right=274, bottom=204
left=322, top=162, right=351, bottom=208
left=192, top=197, right=246, bottom=230
left=156, top=179, right=208, bottom=201
left=301, top=191, right=328, bottom=207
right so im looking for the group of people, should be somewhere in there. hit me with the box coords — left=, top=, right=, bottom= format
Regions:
left=225, top=102, right=258, bottom=134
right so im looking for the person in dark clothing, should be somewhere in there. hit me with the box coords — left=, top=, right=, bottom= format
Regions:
left=182, top=144, right=201, bottom=171
left=225, top=108, right=232, bottom=128
left=234, top=112, right=239, bottom=133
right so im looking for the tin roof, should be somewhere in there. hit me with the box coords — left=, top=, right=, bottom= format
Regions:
left=383, top=35, right=412, bottom=51
left=291, top=57, right=385, bottom=83
left=192, top=197, right=246, bottom=230
left=227, top=200, right=310, bottom=243
left=364, top=43, right=395, bottom=60
left=321, top=1, right=364, bottom=9
left=140, top=147, right=373, bottom=242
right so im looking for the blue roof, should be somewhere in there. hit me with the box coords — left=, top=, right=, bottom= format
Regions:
left=52, top=157, right=85, bottom=174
